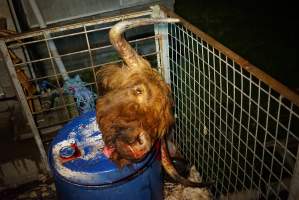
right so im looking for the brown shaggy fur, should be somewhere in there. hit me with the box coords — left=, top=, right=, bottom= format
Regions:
left=96, top=19, right=177, bottom=167
left=96, top=62, right=174, bottom=166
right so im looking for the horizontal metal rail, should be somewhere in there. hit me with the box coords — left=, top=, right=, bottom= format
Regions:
left=3, top=9, right=152, bottom=42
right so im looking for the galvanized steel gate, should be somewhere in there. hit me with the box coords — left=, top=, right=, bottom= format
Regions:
left=1, top=5, right=299, bottom=200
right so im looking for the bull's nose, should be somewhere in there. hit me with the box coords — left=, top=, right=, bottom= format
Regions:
left=124, top=144, right=146, bottom=160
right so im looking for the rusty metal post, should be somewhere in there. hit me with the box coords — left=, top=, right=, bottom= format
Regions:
left=152, top=5, right=171, bottom=84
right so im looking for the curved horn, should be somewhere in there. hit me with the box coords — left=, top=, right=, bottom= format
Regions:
left=161, top=138, right=214, bottom=188
left=109, top=18, right=179, bottom=69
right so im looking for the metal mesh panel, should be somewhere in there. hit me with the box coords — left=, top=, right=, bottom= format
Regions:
left=1, top=10, right=160, bottom=135
left=168, top=22, right=299, bottom=199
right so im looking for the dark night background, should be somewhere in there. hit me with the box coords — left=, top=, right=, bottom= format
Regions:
left=174, top=0, right=298, bottom=90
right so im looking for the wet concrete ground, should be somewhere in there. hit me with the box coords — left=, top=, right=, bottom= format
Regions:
left=0, top=174, right=56, bottom=200
left=0, top=109, right=48, bottom=191
left=0, top=167, right=211, bottom=200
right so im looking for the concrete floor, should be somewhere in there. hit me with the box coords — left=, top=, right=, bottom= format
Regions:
left=0, top=173, right=56, bottom=200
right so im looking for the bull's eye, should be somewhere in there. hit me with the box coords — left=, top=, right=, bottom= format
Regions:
left=136, top=135, right=143, bottom=145
left=127, top=134, right=143, bottom=145
left=135, top=87, right=143, bottom=95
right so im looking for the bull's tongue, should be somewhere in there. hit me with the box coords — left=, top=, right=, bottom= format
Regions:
left=103, top=146, right=115, bottom=158
left=102, top=145, right=146, bottom=160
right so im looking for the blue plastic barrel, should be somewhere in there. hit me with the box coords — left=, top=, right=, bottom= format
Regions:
left=48, top=111, right=163, bottom=200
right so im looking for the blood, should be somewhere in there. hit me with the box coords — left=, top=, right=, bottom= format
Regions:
left=103, top=146, right=115, bottom=158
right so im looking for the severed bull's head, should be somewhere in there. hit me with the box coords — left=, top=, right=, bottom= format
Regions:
left=96, top=18, right=179, bottom=167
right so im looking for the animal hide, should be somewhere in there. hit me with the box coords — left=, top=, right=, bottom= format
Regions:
left=96, top=18, right=177, bottom=167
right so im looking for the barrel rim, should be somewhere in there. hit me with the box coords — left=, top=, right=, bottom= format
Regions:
left=49, top=145, right=159, bottom=188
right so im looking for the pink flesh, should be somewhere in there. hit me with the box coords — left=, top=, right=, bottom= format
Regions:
left=103, top=145, right=145, bottom=160
left=103, top=146, right=115, bottom=158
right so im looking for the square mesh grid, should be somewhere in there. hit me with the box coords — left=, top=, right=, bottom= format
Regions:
left=1, top=10, right=160, bottom=134
left=168, top=22, right=299, bottom=199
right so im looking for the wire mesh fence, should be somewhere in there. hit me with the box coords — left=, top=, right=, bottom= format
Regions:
left=0, top=9, right=160, bottom=137
left=0, top=9, right=161, bottom=171
left=165, top=8, right=299, bottom=200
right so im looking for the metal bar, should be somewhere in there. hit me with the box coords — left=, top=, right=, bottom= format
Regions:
left=235, top=65, right=243, bottom=190
left=182, top=26, right=188, bottom=163
left=84, top=25, right=98, bottom=93
left=277, top=103, right=293, bottom=193
left=212, top=46, right=217, bottom=185
left=0, top=41, right=50, bottom=173
left=288, top=145, right=299, bottom=200
left=152, top=6, right=162, bottom=76
left=152, top=5, right=171, bottom=84
left=216, top=48, right=223, bottom=194
left=3, top=10, right=152, bottom=42
left=159, top=5, right=299, bottom=108
left=206, top=41, right=212, bottom=180
left=191, top=28, right=198, bottom=169
left=227, top=59, right=236, bottom=191
left=265, top=87, right=275, bottom=198
left=7, top=31, right=87, bottom=49
left=7, top=26, right=113, bottom=49
left=7, top=0, right=38, bottom=84
left=223, top=55, right=229, bottom=194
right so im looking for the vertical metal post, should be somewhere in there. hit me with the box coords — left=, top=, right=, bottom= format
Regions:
left=288, top=146, right=299, bottom=200
left=0, top=41, right=50, bottom=173
left=28, top=0, right=69, bottom=80
left=151, top=5, right=171, bottom=84
left=7, top=0, right=38, bottom=85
